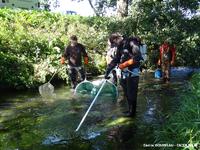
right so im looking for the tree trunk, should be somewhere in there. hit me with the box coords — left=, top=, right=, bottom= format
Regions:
left=117, top=0, right=128, bottom=18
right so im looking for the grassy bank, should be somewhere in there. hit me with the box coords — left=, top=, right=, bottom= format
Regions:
left=154, top=73, right=200, bottom=149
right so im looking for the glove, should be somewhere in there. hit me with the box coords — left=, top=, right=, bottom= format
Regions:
left=104, top=70, right=110, bottom=79
left=60, top=56, right=65, bottom=64
left=104, top=67, right=112, bottom=79
left=104, top=74, right=111, bottom=79
left=119, top=59, right=136, bottom=70
left=84, top=57, right=89, bottom=65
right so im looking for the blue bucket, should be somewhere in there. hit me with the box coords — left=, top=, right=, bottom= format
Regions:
left=154, top=69, right=162, bottom=79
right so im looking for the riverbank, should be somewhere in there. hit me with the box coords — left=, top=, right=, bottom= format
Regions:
left=1, top=8, right=200, bottom=90
left=154, top=73, right=200, bottom=149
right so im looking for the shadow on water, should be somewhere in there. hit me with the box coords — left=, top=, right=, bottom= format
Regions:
left=0, top=67, right=199, bottom=150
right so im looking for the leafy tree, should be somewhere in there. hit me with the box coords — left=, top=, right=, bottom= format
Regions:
left=87, top=0, right=115, bottom=16
left=72, top=0, right=131, bottom=17
left=117, top=0, right=129, bottom=17
left=130, top=0, right=200, bottom=67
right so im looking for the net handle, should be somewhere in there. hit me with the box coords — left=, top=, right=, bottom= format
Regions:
left=124, top=69, right=140, bottom=77
left=84, top=65, right=88, bottom=81
left=75, top=79, right=107, bottom=132
left=48, top=67, right=61, bottom=83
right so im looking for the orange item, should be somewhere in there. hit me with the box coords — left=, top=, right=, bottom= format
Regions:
left=159, top=43, right=176, bottom=64
left=84, top=57, right=89, bottom=65
left=60, top=56, right=65, bottom=64
left=119, top=59, right=135, bottom=69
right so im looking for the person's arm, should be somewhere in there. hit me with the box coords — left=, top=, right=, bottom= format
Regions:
left=80, top=44, right=89, bottom=65
left=118, top=47, right=141, bottom=70
left=106, top=50, right=111, bottom=65
left=143, top=44, right=147, bottom=61
left=119, top=59, right=136, bottom=69
left=60, top=46, right=69, bottom=64
left=171, top=45, right=176, bottom=65
left=157, top=46, right=162, bottom=65
left=104, top=47, right=121, bottom=78
left=64, top=46, right=70, bottom=59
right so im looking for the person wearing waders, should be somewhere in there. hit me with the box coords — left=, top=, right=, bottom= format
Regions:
left=158, top=39, right=175, bottom=83
left=106, top=33, right=121, bottom=86
left=60, top=35, right=89, bottom=90
left=105, top=36, right=143, bottom=117
left=137, top=37, right=147, bottom=72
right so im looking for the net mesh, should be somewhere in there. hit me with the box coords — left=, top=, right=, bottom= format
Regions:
left=74, top=81, right=95, bottom=95
left=93, top=80, right=118, bottom=100
left=74, top=79, right=118, bottom=101
left=39, top=82, right=55, bottom=97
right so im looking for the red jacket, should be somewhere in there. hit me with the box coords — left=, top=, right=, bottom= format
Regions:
left=159, top=43, right=176, bottom=64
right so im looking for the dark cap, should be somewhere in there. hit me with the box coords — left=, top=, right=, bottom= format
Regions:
left=70, top=35, right=78, bottom=41
left=109, top=33, right=123, bottom=44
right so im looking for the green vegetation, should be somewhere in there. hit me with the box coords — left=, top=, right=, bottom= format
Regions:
left=155, top=73, right=200, bottom=149
left=0, top=52, right=34, bottom=89
left=0, top=7, right=200, bottom=89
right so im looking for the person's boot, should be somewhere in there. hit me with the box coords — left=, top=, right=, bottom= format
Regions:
left=129, top=105, right=136, bottom=117
left=123, top=111, right=136, bottom=118
left=163, top=77, right=168, bottom=83
left=122, top=110, right=129, bottom=114
left=71, top=81, right=77, bottom=92
left=123, top=105, right=136, bottom=118
left=122, top=105, right=130, bottom=115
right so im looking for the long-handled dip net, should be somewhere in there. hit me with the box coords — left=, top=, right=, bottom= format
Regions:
left=74, top=75, right=118, bottom=99
left=74, top=79, right=95, bottom=95
left=74, top=66, right=119, bottom=97
left=75, top=78, right=118, bottom=131
left=39, top=69, right=60, bottom=97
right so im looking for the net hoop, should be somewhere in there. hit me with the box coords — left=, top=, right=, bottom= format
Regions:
left=74, top=80, right=95, bottom=95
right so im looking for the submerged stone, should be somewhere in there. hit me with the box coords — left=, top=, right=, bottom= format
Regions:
left=42, top=135, right=67, bottom=145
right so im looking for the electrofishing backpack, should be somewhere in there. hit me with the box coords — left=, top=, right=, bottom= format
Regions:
left=119, top=37, right=141, bottom=63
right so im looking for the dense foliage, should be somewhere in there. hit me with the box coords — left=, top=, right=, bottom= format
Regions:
left=0, top=52, right=34, bottom=89
left=0, top=6, right=199, bottom=89
left=130, top=0, right=200, bottom=67
left=0, top=9, right=109, bottom=89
